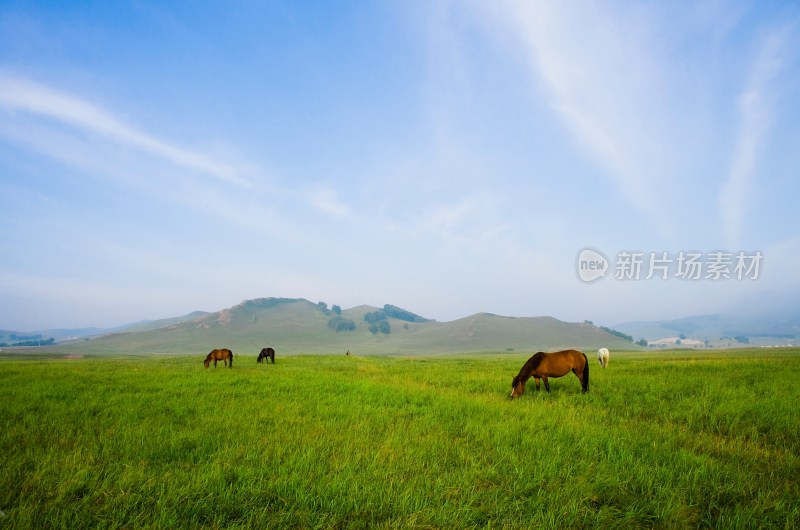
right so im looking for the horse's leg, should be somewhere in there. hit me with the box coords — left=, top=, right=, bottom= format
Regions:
left=542, top=375, right=550, bottom=392
left=581, top=359, right=589, bottom=393
left=534, top=376, right=541, bottom=391
left=572, top=367, right=584, bottom=392
left=574, top=368, right=584, bottom=392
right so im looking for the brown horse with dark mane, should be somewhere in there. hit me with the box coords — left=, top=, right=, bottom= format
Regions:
left=204, top=348, right=233, bottom=368
left=257, top=347, right=275, bottom=364
left=510, top=349, right=589, bottom=398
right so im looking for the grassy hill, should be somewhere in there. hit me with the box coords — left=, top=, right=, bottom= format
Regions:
left=120, top=311, right=211, bottom=333
left=29, top=297, right=639, bottom=357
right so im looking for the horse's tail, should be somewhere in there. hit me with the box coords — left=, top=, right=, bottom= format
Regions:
left=582, top=352, right=589, bottom=393
left=229, top=349, right=233, bottom=368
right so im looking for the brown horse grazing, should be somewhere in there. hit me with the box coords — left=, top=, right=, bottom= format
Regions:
left=204, top=348, right=233, bottom=368
left=510, top=349, right=589, bottom=399
left=257, top=347, right=275, bottom=364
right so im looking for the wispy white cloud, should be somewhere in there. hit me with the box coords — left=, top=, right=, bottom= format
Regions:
left=422, top=197, right=475, bottom=237
left=0, top=72, right=251, bottom=187
left=719, top=25, right=792, bottom=247
left=470, top=1, right=716, bottom=240
left=307, top=186, right=352, bottom=218
left=493, top=3, right=666, bottom=213
left=416, top=193, right=524, bottom=259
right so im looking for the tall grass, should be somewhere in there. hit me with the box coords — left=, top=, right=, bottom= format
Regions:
left=1, top=350, right=798, bottom=528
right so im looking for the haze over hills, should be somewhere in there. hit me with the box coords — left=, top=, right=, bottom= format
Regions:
left=10, top=297, right=639, bottom=356
left=0, top=311, right=210, bottom=345
left=614, top=313, right=800, bottom=348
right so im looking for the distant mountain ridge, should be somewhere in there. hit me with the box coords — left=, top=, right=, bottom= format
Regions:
left=17, top=297, right=638, bottom=356
left=1, top=311, right=211, bottom=344
left=614, top=313, right=800, bottom=347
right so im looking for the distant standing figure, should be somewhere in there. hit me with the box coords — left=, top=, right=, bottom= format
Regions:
left=257, top=347, right=276, bottom=364
left=597, top=347, right=610, bottom=368
left=346, top=350, right=350, bottom=356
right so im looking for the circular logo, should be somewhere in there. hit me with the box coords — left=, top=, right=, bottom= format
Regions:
left=576, top=247, right=609, bottom=283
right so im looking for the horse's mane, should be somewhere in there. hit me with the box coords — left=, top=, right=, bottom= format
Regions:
left=513, top=352, right=545, bottom=385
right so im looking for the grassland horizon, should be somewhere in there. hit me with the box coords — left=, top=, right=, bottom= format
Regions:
left=2, top=349, right=798, bottom=528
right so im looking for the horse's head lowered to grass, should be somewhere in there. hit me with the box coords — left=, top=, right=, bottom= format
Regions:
left=204, top=348, right=233, bottom=368
left=257, top=347, right=275, bottom=364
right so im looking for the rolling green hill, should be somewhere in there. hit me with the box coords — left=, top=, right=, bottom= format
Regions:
left=120, top=311, right=211, bottom=333
left=33, top=297, right=639, bottom=356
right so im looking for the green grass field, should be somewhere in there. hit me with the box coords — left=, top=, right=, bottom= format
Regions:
left=1, top=349, right=798, bottom=528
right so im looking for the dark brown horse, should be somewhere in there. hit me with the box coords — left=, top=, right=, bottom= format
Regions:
left=257, top=347, right=275, bottom=364
left=204, top=348, right=233, bottom=368
left=510, top=349, right=589, bottom=398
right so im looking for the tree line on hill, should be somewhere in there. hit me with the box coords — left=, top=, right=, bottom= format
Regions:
left=326, top=304, right=430, bottom=335
left=586, top=320, right=648, bottom=347
left=0, top=336, right=56, bottom=347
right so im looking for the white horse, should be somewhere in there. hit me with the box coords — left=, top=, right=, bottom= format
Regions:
left=597, top=347, right=610, bottom=368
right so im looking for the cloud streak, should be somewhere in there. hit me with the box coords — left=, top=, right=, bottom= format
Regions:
left=719, top=26, right=791, bottom=247
left=0, top=72, right=251, bottom=187
left=307, top=186, right=352, bottom=218
left=489, top=1, right=675, bottom=233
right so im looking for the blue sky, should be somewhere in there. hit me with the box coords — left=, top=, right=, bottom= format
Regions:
left=1, top=1, right=799, bottom=331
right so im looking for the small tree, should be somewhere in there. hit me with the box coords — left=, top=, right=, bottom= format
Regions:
left=328, top=316, right=355, bottom=332
left=364, top=310, right=387, bottom=323
left=369, top=320, right=391, bottom=334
